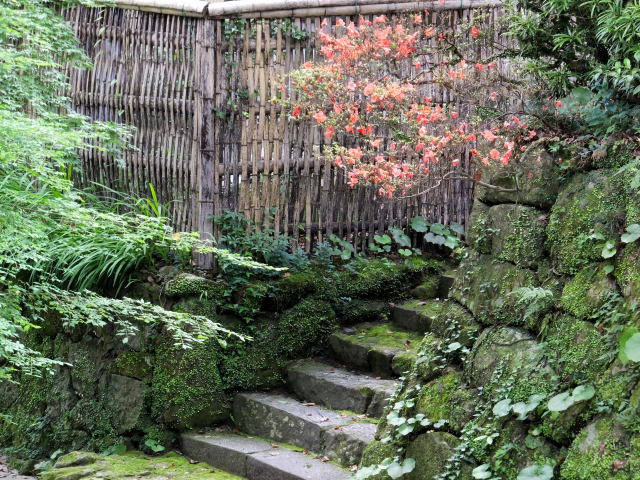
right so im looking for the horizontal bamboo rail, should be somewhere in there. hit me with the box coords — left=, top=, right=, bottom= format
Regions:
left=108, top=0, right=503, bottom=17
left=64, top=1, right=504, bottom=266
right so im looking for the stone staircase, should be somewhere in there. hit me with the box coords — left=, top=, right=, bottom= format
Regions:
left=180, top=273, right=453, bottom=480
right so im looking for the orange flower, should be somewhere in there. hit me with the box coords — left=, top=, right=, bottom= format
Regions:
left=292, top=106, right=301, bottom=117
left=324, top=126, right=336, bottom=140
left=313, top=111, right=327, bottom=123
left=482, top=129, right=497, bottom=142
left=470, top=26, right=480, bottom=39
left=490, top=149, right=500, bottom=159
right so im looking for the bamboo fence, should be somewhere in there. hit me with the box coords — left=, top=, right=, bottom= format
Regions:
left=63, top=0, right=504, bottom=264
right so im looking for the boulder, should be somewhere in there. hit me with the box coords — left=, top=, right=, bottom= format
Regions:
left=466, top=327, right=556, bottom=401
left=466, top=199, right=491, bottom=254
left=450, top=253, right=539, bottom=326
left=106, top=374, right=145, bottom=434
left=487, top=204, right=547, bottom=268
left=615, top=242, right=640, bottom=300
left=476, top=147, right=560, bottom=209
left=415, top=370, right=478, bottom=433
left=560, top=416, right=639, bottom=480
left=542, top=314, right=611, bottom=384
left=404, top=432, right=461, bottom=480
left=560, top=266, right=618, bottom=319
left=546, top=169, right=627, bottom=275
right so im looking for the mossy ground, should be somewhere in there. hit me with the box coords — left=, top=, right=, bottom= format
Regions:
left=41, top=451, right=242, bottom=480
left=343, top=323, right=424, bottom=351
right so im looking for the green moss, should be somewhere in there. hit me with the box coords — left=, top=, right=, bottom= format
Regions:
left=274, top=298, right=337, bottom=356
left=486, top=204, right=547, bottom=268
left=112, top=352, right=152, bottom=380
left=415, top=333, right=443, bottom=381
left=172, top=295, right=220, bottom=319
left=450, top=253, right=539, bottom=326
left=466, top=199, right=492, bottom=254
left=560, top=417, right=637, bottom=480
left=151, top=338, right=229, bottom=429
left=335, top=299, right=390, bottom=325
left=403, top=299, right=479, bottom=347
left=543, top=314, right=612, bottom=384
left=220, top=334, right=286, bottom=390
left=343, top=323, right=423, bottom=351
left=41, top=451, right=242, bottom=480
left=547, top=170, right=627, bottom=275
left=560, top=266, right=617, bottom=319
left=360, top=440, right=397, bottom=467
left=164, top=273, right=226, bottom=298
left=615, top=243, right=640, bottom=299
left=270, top=269, right=324, bottom=309
left=409, top=275, right=441, bottom=300
left=415, top=371, right=477, bottom=433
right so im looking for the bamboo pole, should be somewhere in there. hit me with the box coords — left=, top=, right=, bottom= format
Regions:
left=109, top=0, right=502, bottom=17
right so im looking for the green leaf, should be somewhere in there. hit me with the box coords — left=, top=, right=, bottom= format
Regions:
left=618, top=327, right=640, bottom=363
left=621, top=224, right=640, bottom=243
left=517, top=464, right=553, bottom=480
left=472, top=464, right=493, bottom=479
left=601, top=240, right=617, bottom=258
left=397, top=423, right=415, bottom=436
left=374, top=234, right=392, bottom=245
left=622, top=332, right=640, bottom=362
left=430, top=223, right=448, bottom=235
left=390, top=227, right=412, bottom=247
left=387, top=462, right=404, bottom=479
left=450, top=222, right=465, bottom=235
left=603, top=264, right=614, bottom=275
left=410, top=216, right=429, bottom=233
left=398, top=249, right=413, bottom=257
left=401, top=458, right=416, bottom=474
left=547, top=391, right=573, bottom=412
left=571, top=384, right=595, bottom=402
left=492, top=398, right=512, bottom=417
left=512, top=394, right=544, bottom=420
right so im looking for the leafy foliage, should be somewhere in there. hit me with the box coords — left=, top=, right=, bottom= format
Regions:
left=0, top=0, right=259, bottom=379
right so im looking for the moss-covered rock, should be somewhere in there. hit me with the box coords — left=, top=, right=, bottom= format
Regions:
left=151, top=338, right=229, bottom=429
left=547, top=170, right=627, bottom=275
left=164, top=273, right=226, bottom=298
left=476, top=147, right=561, bottom=209
left=404, top=432, right=461, bottom=480
left=466, top=327, right=556, bottom=403
left=336, top=299, right=390, bottom=326
left=111, top=352, right=153, bottom=380
left=41, top=451, right=242, bottom=480
left=542, top=314, right=611, bottom=384
left=615, top=242, right=640, bottom=300
left=560, top=417, right=639, bottom=480
left=409, top=275, right=441, bottom=300
left=395, top=299, right=480, bottom=347
left=450, top=253, right=539, bottom=326
left=415, top=370, right=478, bottom=433
left=172, top=295, right=220, bottom=319
left=466, top=199, right=492, bottom=254
left=274, top=298, right=337, bottom=356
left=560, top=266, right=618, bottom=319
left=488, top=204, right=547, bottom=268
left=415, top=333, right=445, bottom=381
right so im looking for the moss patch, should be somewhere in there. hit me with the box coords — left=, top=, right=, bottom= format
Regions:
left=542, top=314, right=612, bottom=384
left=41, top=451, right=242, bottom=480
left=560, top=266, right=618, bottom=319
left=546, top=170, right=627, bottom=275
left=164, top=273, right=226, bottom=298
left=450, top=253, right=539, bottom=326
left=560, top=417, right=638, bottom=480
left=488, top=204, right=547, bottom=268
left=415, top=370, right=477, bottom=433
left=151, top=338, right=229, bottom=429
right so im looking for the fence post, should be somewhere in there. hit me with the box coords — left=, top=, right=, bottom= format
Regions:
left=194, top=17, right=217, bottom=268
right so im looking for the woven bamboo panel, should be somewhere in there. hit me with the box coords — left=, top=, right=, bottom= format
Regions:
left=64, top=3, right=503, bottom=257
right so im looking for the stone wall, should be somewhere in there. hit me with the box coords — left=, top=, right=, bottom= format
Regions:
left=362, top=150, right=640, bottom=479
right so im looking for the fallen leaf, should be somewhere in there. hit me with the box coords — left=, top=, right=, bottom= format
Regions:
left=320, top=456, right=330, bottom=462
left=303, top=402, right=316, bottom=406
left=189, top=459, right=199, bottom=465
left=613, top=459, right=625, bottom=471
left=271, top=444, right=279, bottom=448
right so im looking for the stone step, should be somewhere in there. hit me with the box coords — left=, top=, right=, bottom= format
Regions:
left=287, top=359, right=398, bottom=418
left=180, top=432, right=349, bottom=480
left=232, top=392, right=376, bottom=467
left=390, top=300, right=480, bottom=346
left=327, top=323, right=422, bottom=377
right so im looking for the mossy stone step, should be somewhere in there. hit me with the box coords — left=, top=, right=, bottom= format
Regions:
left=180, top=432, right=349, bottom=480
left=232, top=392, right=375, bottom=467
left=391, top=299, right=480, bottom=346
left=327, top=323, right=422, bottom=377
left=287, top=359, right=398, bottom=418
